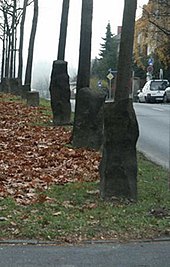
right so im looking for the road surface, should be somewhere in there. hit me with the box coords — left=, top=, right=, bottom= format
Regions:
left=70, top=100, right=170, bottom=169
left=0, top=240, right=170, bottom=267
left=134, top=103, right=170, bottom=169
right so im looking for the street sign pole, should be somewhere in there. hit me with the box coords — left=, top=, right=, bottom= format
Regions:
left=109, top=79, right=112, bottom=99
left=107, top=72, right=114, bottom=100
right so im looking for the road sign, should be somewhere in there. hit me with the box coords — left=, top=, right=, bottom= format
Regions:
left=107, top=73, right=114, bottom=80
left=148, top=58, right=154, bottom=66
left=147, top=65, right=153, bottom=73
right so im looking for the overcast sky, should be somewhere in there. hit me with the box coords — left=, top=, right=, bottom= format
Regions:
left=27, top=0, right=148, bottom=80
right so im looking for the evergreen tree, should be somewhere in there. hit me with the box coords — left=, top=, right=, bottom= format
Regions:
left=91, top=22, right=119, bottom=79
left=99, top=22, right=113, bottom=58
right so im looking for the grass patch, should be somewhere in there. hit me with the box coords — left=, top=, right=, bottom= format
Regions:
left=1, top=154, right=169, bottom=243
left=0, top=93, right=169, bottom=243
left=0, top=92, right=22, bottom=102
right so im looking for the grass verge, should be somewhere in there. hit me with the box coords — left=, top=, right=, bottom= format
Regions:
left=0, top=93, right=169, bottom=243
left=0, top=153, right=169, bottom=243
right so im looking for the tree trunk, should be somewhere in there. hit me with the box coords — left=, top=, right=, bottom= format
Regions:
left=100, top=0, right=139, bottom=201
left=1, top=22, right=6, bottom=81
left=18, top=0, right=28, bottom=82
left=57, top=0, right=70, bottom=60
left=72, top=0, right=94, bottom=148
left=49, top=0, right=71, bottom=125
left=76, top=0, right=93, bottom=92
left=9, top=0, right=17, bottom=78
left=3, top=10, right=10, bottom=78
left=5, top=33, right=10, bottom=78
left=115, top=0, right=137, bottom=101
left=24, top=0, right=38, bottom=86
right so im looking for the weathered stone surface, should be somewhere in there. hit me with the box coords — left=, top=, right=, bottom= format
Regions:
left=49, top=60, right=71, bottom=125
left=1, top=78, right=21, bottom=95
left=26, top=91, right=39, bottom=107
left=73, top=87, right=106, bottom=150
left=1, top=78, right=11, bottom=93
left=99, top=99, right=139, bottom=201
left=21, top=84, right=31, bottom=99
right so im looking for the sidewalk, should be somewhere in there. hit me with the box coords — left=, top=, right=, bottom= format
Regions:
left=0, top=238, right=170, bottom=267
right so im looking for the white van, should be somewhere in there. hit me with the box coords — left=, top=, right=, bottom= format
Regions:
left=138, top=79, right=169, bottom=103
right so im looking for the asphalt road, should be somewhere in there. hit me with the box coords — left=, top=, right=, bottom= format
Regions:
left=71, top=100, right=170, bottom=168
left=0, top=240, right=170, bottom=267
left=134, top=103, right=170, bottom=169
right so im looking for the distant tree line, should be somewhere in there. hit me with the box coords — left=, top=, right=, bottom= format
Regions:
left=0, top=0, right=38, bottom=86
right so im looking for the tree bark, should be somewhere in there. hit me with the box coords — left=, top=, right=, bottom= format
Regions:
left=9, top=0, right=17, bottom=78
left=18, top=0, right=28, bottom=82
left=1, top=21, right=6, bottom=81
left=100, top=0, right=139, bottom=201
left=24, top=0, right=38, bottom=86
left=72, top=0, right=94, bottom=148
left=115, top=0, right=137, bottom=101
left=76, top=0, right=93, bottom=92
left=3, top=9, right=10, bottom=78
left=57, top=0, right=70, bottom=60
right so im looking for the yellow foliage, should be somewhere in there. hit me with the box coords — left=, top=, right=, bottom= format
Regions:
left=134, top=0, right=170, bottom=70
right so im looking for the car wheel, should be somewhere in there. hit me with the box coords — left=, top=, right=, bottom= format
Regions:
left=145, top=96, right=150, bottom=103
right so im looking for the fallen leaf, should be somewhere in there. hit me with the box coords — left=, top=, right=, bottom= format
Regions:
left=53, top=212, right=62, bottom=216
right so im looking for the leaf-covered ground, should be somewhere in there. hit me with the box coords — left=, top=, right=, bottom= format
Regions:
left=0, top=94, right=100, bottom=205
left=0, top=94, right=170, bottom=242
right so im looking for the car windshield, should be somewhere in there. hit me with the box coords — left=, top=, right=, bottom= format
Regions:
left=150, top=81, right=168, bottom=91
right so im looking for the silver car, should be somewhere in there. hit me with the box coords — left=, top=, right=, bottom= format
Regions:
left=137, top=79, right=169, bottom=103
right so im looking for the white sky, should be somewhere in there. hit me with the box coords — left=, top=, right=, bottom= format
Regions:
left=26, top=0, right=148, bottom=80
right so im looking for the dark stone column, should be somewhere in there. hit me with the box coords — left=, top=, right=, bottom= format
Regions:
left=1, top=78, right=21, bottom=95
left=1, top=78, right=10, bottom=93
left=99, top=99, right=139, bottom=201
left=73, top=87, right=106, bottom=150
left=49, top=60, right=71, bottom=125
left=9, top=78, right=22, bottom=95
left=21, top=84, right=31, bottom=99
left=26, top=91, right=39, bottom=107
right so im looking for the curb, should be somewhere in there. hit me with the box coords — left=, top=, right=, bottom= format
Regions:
left=0, top=237, right=170, bottom=246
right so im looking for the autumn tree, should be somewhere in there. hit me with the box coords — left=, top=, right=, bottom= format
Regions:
left=144, top=0, right=170, bottom=36
left=134, top=0, right=170, bottom=78
left=100, top=0, right=139, bottom=201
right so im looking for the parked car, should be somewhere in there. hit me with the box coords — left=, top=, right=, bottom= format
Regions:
left=137, top=79, right=169, bottom=103
left=137, top=90, right=145, bottom=103
left=163, top=87, right=170, bottom=103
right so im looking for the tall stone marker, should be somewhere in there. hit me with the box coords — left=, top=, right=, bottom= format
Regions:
left=100, top=99, right=139, bottom=201
left=73, top=87, right=106, bottom=150
left=49, top=60, right=71, bottom=125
